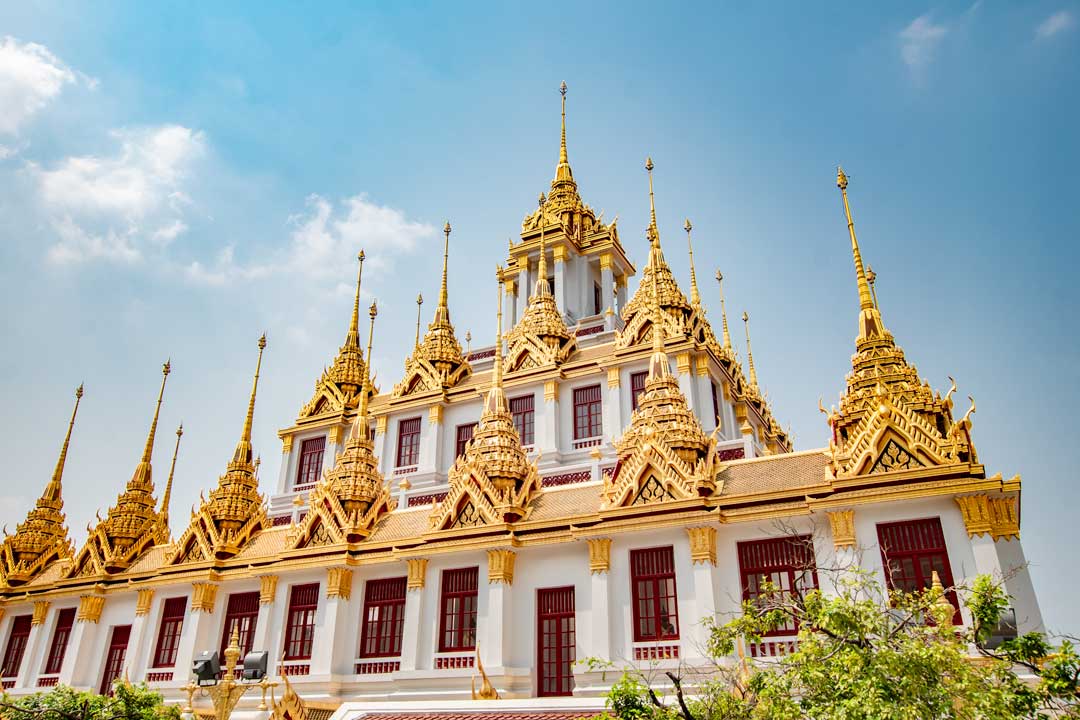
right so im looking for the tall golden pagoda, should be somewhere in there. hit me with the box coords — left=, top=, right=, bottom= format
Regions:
left=826, top=168, right=975, bottom=477
left=70, top=363, right=171, bottom=576
left=0, top=386, right=82, bottom=586
left=430, top=278, right=541, bottom=530
left=298, top=251, right=374, bottom=418
left=393, top=222, right=471, bottom=397
left=290, top=299, right=396, bottom=548
left=171, top=336, right=269, bottom=562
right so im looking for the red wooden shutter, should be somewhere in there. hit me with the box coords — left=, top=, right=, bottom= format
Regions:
left=295, top=436, right=326, bottom=489
left=737, top=536, right=819, bottom=637
left=152, top=596, right=188, bottom=667
left=221, top=591, right=260, bottom=658
left=43, top=608, right=76, bottom=674
left=359, top=577, right=407, bottom=658
left=573, top=385, right=603, bottom=440
left=537, top=586, right=576, bottom=697
left=396, top=417, right=421, bottom=467
left=283, top=584, right=320, bottom=660
left=99, top=625, right=132, bottom=695
left=630, top=371, right=648, bottom=411
left=1, top=615, right=32, bottom=678
left=877, top=518, right=961, bottom=624
left=510, top=395, right=535, bottom=445
left=439, top=567, right=479, bottom=652
left=629, top=547, right=679, bottom=641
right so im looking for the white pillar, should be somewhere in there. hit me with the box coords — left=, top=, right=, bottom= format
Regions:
left=16, top=621, right=47, bottom=689
left=483, top=582, right=512, bottom=671
left=251, top=585, right=282, bottom=677
left=517, top=262, right=529, bottom=320
left=400, top=561, right=427, bottom=671
left=968, top=534, right=1004, bottom=578
left=126, top=607, right=156, bottom=683
left=602, top=376, right=622, bottom=448
left=601, top=261, right=614, bottom=330
left=423, top=410, right=442, bottom=476
left=60, top=610, right=103, bottom=688
left=310, top=570, right=355, bottom=676
left=172, top=589, right=219, bottom=685
left=554, top=254, right=567, bottom=317
left=541, top=382, right=559, bottom=459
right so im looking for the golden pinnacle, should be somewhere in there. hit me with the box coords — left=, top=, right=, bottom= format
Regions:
left=560, top=80, right=567, bottom=96
left=76, top=383, right=84, bottom=399
left=444, top=221, right=452, bottom=236
left=684, top=218, right=692, bottom=233
left=645, top=156, right=654, bottom=172
left=369, top=299, right=378, bottom=318
left=258, top=333, right=267, bottom=350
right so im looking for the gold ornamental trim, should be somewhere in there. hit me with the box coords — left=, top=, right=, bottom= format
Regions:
left=544, top=380, right=558, bottom=403
left=695, top=356, right=709, bottom=377
left=406, top=558, right=428, bottom=590
left=686, top=526, right=717, bottom=566
left=327, top=567, right=352, bottom=600
left=607, top=368, right=620, bottom=389
left=77, top=595, right=104, bottom=623
left=988, top=496, right=1020, bottom=541
left=587, top=538, right=612, bottom=574
left=259, top=575, right=278, bottom=605
left=600, top=252, right=613, bottom=270
left=429, top=405, right=443, bottom=425
left=487, top=549, right=516, bottom=585
left=135, top=588, right=155, bottom=616
left=956, top=495, right=993, bottom=537
left=676, top=352, right=691, bottom=376
left=191, top=582, right=218, bottom=613
left=328, top=425, right=343, bottom=446
left=375, top=415, right=388, bottom=436
left=827, top=509, right=856, bottom=549
left=282, top=435, right=294, bottom=454
left=32, top=600, right=50, bottom=626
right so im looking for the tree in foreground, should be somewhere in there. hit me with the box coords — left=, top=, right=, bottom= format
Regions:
left=600, top=566, right=1079, bottom=719
left=0, top=682, right=181, bottom=720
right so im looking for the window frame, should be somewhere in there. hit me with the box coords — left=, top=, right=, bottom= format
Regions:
left=438, top=567, right=479, bottom=653
left=395, top=417, right=422, bottom=468
left=220, top=591, right=260, bottom=659
left=711, top=381, right=721, bottom=428
left=877, top=517, right=962, bottom=625
left=1, top=614, right=32, bottom=678
left=537, top=586, right=576, bottom=697
left=43, top=607, right=76, bottom=675
left=510, top=394, right=535, bottom=446
left=629, top=546, right=680, bottom=642
left=630, top=371, right=648, bottom=411
left=572, top=385, right=603, bottom=440
left=282, top=583, right=320, bottom=661
left=294, top=436, right=326, bottom=489
left=455, top=422, right=477, bottom=459
left=358, top=577, right=407, bottom=659
left=99, top=625, right=132, bottom=696
left=593, top=282, right=603, bottom=315
left=150, top=596, right=187, bottom=669
left=737, top=535, right=820, bottom=638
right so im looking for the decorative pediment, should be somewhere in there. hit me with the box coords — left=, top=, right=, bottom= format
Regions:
left=287, top=464, right=396, bottom=549
left=393, top=351, right=469, bottom=398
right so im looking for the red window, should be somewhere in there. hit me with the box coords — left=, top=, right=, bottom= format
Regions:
left=572, top=385, right=602, bottom=440
left=877, top=518, right=961, bottom=624
left=537, top=586, right=576, bottom=697
left=510, top=395, right=535, bottom=446
left=220, top=591, right=260, bottom=658
left=359, top=577, right=407, bottom=658
left=738, top=536, right=819, bottom=636
left=295, top=436, right=326, bottom=489
left=396, top=417, right=421, bottom=467
left=1, top=615, right=32, bottom=678
left=152, top=596, right=187, bottom=668
left=593, top=283, right=602, bottom=315
left=630, top=371, right=648, bottom=411
left=283, top=584, right=320, bottom=661
left=43, top=608, right=76, bottom=675
left=99, top=625, right=131, bottom=695
left=455, top=423, right=477, bottom=459
left=630, top=547, right=679, bottom=641
left=439, top=567, right=478, bottom=652
left=711, top=382, right=721, bottom=427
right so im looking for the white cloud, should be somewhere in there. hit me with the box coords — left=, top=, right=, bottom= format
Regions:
left=0, top=36, right=78, bottom=135
left=1036, top=10, right=1075, bottom=39
left=31, top=125, right=205, bottom=264
left=185, top=245, right=270, bottom=286
left=899, top=14, right=948, bottom=69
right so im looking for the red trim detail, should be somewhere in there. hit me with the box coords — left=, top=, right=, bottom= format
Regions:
left=407, top=491, right=448, bottom=507
left=44, top=607, right=76, bottom=674
left=438, top=567, right=478, bottom=652
left=877, top=517, right=961, bottom=625
left=152, top=596, right=187, bottom=668
left=359, top=577, right=407, bottom=659
left=295, top=436, right=326, bottom=489
left=633, top=644, right=680, bottom=660
left=537, top=586, right=575, bottom=697
left=542, top=471, right=591, bottom=487
left=355, top=660, right=400, bottom=674
left=283, top=583, right=320, bottom=661
left=434, top=655, right=475, bottom=669
left=99, top=624, right=132, bottom=695
left=395, top=417, right=421, bottom=468
left=630, top=547, right=680, bottom=642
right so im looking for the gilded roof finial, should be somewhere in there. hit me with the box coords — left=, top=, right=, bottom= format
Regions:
left=356, top=300, right=377, bottom=428
left=536, top=193, right=550, bottom=298
left=647, top=246, right=670, bottom=379
left=715, top=270, right=732, bottom=350
left=160, top=423, right=182, bottom=533
left=742, top=311, right=759, bottom=391
left=684, top=218, right=700, bottom=307
left=414, top=293, right=424, bottom=350
left=140, top=361, right=171, bottom=467
left=47, top=384, right=84, bottom=503
left=493, top=270, right=505, bottom=396
left=837, top=167, right=874, bottom=313
left=465, top=330, right=472, bottom=356
left=645, top=157, right=658, bottom=243
left=438, top=221, right=451, bottom=313
left=348, top=250, right=366, bottom=341
left=234, top=334, right=267, bottom=465
left=559, top=81, right=568, bottom=166
left=867, top=264, right=879, bottom=309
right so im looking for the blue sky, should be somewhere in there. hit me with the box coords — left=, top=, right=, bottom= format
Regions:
left=0, top=2, right=1077, bottom=634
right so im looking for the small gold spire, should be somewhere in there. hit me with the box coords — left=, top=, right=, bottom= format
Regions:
left=414, top=292, right=424, bottom=349
left=357, top=300, right=377, bottom=427
left=140, top=361, right=171, bottom=466
left=348, top=250, right=366, bottom=340
left=684, top=218, right=700, bottom=306
left=48, top=384, right=84, bottom=501
left=234, top=334, right=266, bottom=464
left=536, top=193, right=550, bottom=298
left=465, top=330, right=472, bottom=356
left=837, top=166, right=874, bottom=312
left=438, top=221, right=451, bottom=312
left=867, top=265, right=879, bottom=309
left=160, top=423, right=183, bottom=532
left=742, top=311, right=759, bottom=390
left=645, top=157, right=658, bottom=242
left=715, top=270, right=732, bottom=350
left=494, top=270, right=505, bottom=392
left=559, top=81, right=568, bottom=165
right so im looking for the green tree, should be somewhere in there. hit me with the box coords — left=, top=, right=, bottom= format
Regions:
left=598, top=567, right=1079, bottom=719
left=0, top=682, right=181, bottom=720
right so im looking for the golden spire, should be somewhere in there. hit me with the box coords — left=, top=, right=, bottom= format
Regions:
left=347, top=251, right=365, bottom=343
left=742, top=311, right=759, bottom=391
left=684, top=218, right=700, bottom=307
left=715, top=270, right=732, bottom=350
left=160, top=423, right=182, bottom=532
left=535, top=193, right=551, bottom=298
left=490, top=273, right=506, bottom=407
left=139, top=361, right=170, bottom=469
left=234, top=335, right=266, bottom=466
left=559, top=81, right=569, bottom=165
left=414, top=293, right=424, bottom=349
left=437, top=221, right=451, bottom=314
left=649, top=250, right=668, bottom=372
left=47, top=384, right=83, bottom=503
left=867, top=265, right=879, bottom=309
left=837, top=167, right=887, bottom=342
left=646, top=157, right=658, bottom=242
left=363, top=300, right=377, bottom=402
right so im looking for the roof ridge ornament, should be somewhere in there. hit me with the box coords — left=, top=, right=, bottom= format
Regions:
left=684, top=218, right=701, bottom=307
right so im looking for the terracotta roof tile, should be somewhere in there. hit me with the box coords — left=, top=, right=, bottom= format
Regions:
left=527, top=483, right=602, bottom=521
left=232, top=525, right=291, bottom=559
left=367, top=506, right=430, bottom=543
left=718, top=449, right=830, bottom=497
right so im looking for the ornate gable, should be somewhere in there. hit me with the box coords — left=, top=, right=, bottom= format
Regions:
left=170, top=337, right=269, bottom=564
left=430, top=281, right=541, bottom=531
left=1, top=386, right=81, bottom=587
left=826, top=168, right=976, bottom=479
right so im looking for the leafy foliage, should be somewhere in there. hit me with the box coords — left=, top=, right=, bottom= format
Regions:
left=0, top=682, right=181, bottom=720
left=599, top=568, right=1079, bottom=720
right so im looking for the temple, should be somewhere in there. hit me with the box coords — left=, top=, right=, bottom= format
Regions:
left=0, top=85, right=1041, bottom=719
